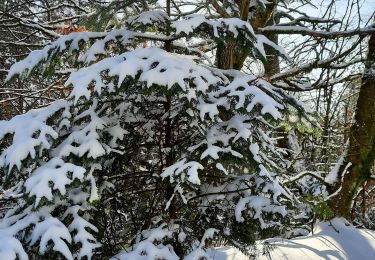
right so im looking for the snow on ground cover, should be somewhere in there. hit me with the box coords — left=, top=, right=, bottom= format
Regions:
left=209, top=218, right=375, bottom=259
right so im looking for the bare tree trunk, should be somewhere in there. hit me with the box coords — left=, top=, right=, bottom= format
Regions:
left=215, top=0, right=279, bottom=72
left=329, top=33, right=375, bottom=218
left=263, top=31, right=280, bottom=77
left=215, top=0, right=250, bottom=69
left=259, top=4, right=280, bottom=77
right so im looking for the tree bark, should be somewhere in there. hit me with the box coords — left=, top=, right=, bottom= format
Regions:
left=215, top=0, right=250, bottom=69
left=263, top=31, right=280, bottom=77
left=328, top=33, right=375, bottom=218
left=215, top=0, right=279, bottom=72
left=249, top=1, right=279, bottom=77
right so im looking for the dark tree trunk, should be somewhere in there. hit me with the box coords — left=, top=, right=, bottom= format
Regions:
left=263, top=31, right=280, bottom=77
left=215, top=0, right=279, bottom=72
left=328, top=34, right=375, bottom=218
left=250, top=0, right=279, bottom=76
left=215, top=0, right=250, bottom=69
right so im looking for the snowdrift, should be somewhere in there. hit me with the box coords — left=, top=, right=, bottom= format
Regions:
left=209, top=218, right=375, bottom=259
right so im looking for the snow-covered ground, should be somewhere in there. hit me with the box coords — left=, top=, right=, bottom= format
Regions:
left=209, top=218, right=375, bottom=260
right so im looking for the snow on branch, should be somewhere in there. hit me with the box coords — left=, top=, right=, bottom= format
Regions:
left=0, top=235, right=28, bottom=260
left=65, top=47, right=221, bottom=103
left=127, top=10, right=170, bottom=27
left=260, top=24, right=375, bottom=39
left=30, top=217, right=73, bottom=260
left=5, top=31, right=106, bottom=80
left=0, top=100, right=70, bottom=171
left=161, top=159, right=203, bottom=185
left=113, top=224, right=178, bottom=260
left=235, top=195, right=287, bottom=228
left=184, top=228, right=218, bottom=260
left=5, top=30, right=174, bottom=81
left=171, top=14, right=285, bottom=61
left=65, top=206, right=101, bottom=259
left=255, top=34, right=289, bottom=61
left=173, top=14, right=256, bottom=41
left=24, top=158, right=86, bottom=207
left=282, top=171, right=327, bottom=185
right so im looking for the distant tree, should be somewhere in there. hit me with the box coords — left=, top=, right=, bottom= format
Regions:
left=0, top=0, right=91, bottom=119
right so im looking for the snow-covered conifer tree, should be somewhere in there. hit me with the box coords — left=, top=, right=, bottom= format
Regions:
left=0, top=1, right=310, bottom=259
